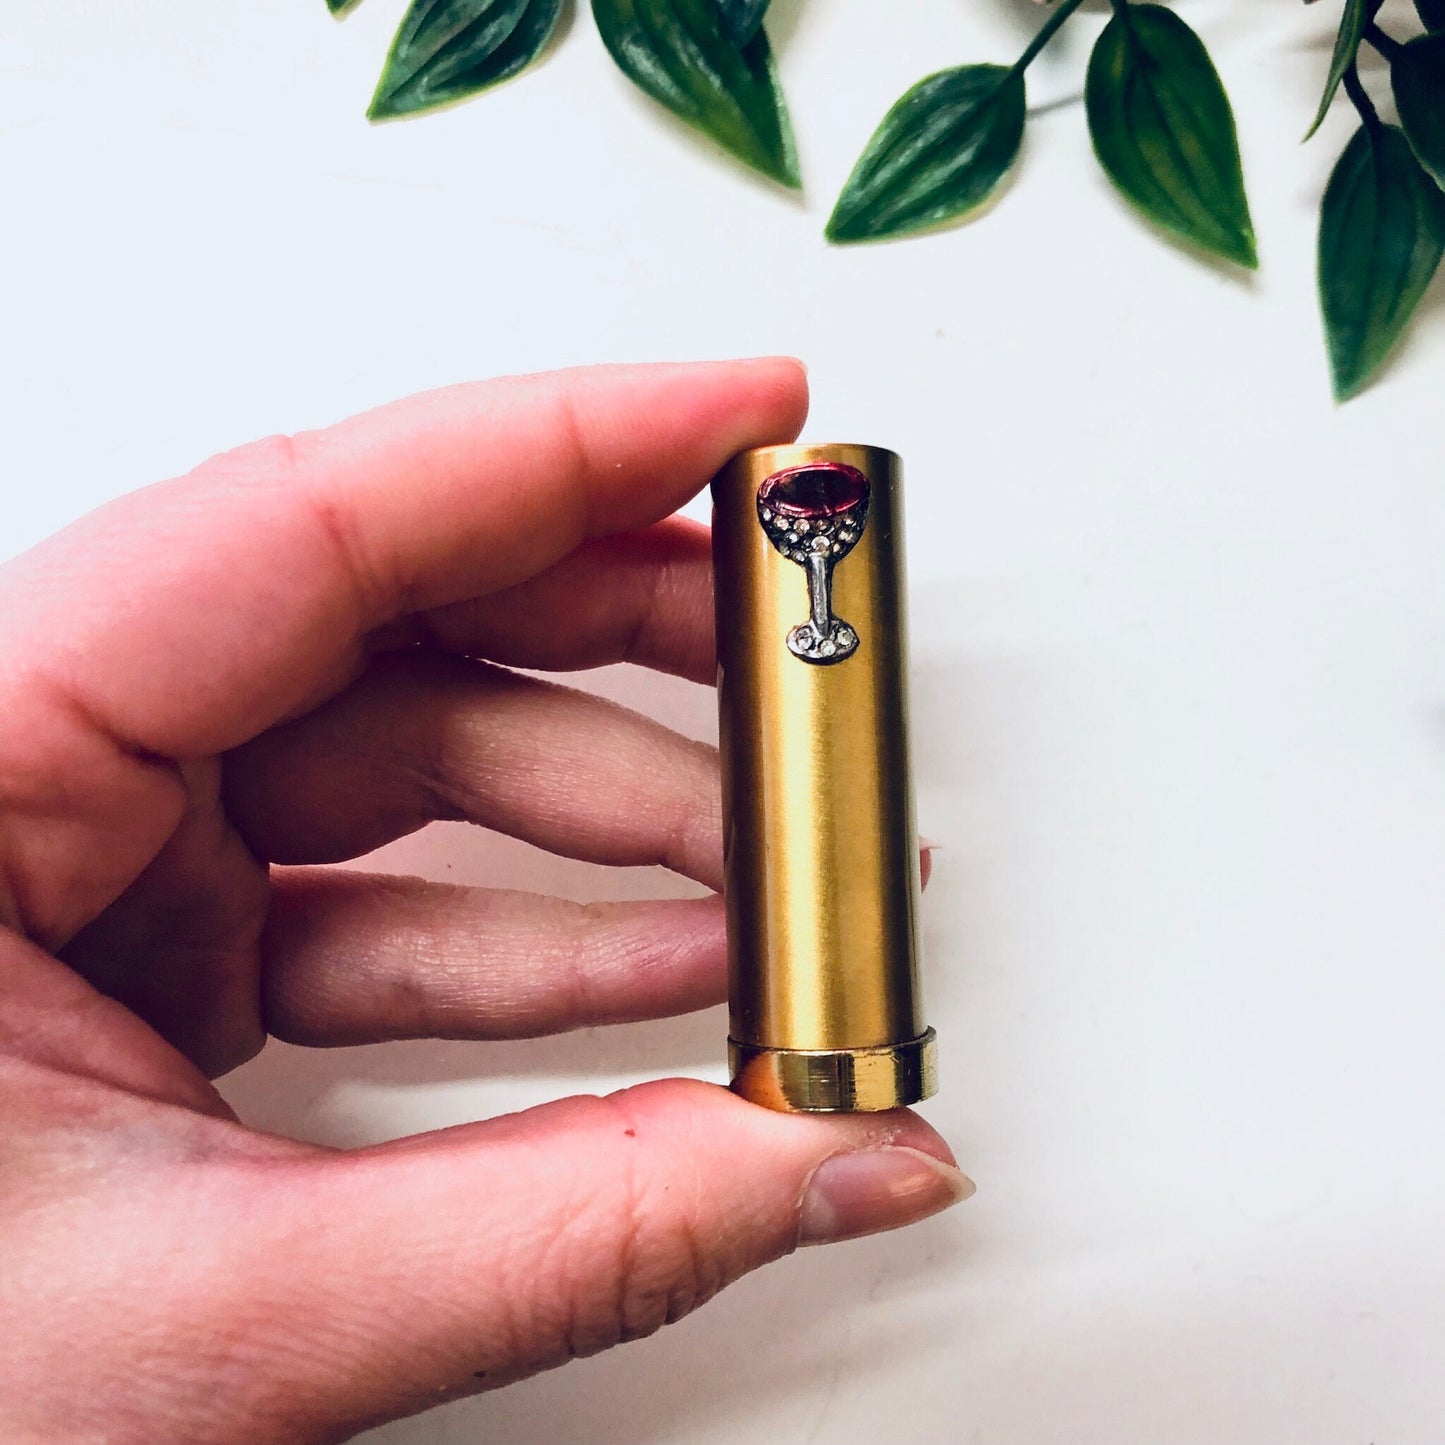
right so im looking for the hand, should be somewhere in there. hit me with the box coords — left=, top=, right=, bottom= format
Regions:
left=0, top=361, right=971, bottom=1444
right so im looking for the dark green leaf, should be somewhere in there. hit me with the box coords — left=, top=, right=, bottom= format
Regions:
left=369, top=0, right=563, bottom=120
left=826, top=66, right=1026, bottom=244
left=592, top=0, right=799, bottom=187
left=1416, top=0, right=1445, bottom=33
left=1305, top=0, right=1368, bottom=140
left=1318, top=123, right=1445, bottom=399
left=715, top=0, right=768, bottom=45
left=1085, top=4, right=1256, bottom=268
left=328, top=0, right=360, bottom=13
left=1393, top=33, right=1445, bottom=190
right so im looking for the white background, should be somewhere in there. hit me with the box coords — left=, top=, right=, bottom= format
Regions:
left=5, top=1, right=1444, bottom=1441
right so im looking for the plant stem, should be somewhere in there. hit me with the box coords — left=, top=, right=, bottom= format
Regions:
left=1342, top=62, right=1381, bottom=132
left=1362, top=21, right=1403, bottom=60
left=1009, top=0, right=1092, bottom=77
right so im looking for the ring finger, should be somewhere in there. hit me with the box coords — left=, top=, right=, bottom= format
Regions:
left=260, top=869, right=728, bottom=1047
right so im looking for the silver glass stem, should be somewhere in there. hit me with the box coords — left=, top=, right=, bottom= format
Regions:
left=807, top=552, right=832, bottom=634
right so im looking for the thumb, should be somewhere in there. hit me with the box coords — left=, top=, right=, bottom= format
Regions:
left=225, top=1080, right=972, bottom=1439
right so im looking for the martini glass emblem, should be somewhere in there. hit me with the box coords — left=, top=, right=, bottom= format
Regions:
left=757, top=462, right=871, bottom=664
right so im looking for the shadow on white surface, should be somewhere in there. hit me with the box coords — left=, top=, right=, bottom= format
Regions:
left=352, top=1209, right=1444, bottom=1445
left=357, top=1221, right=982, bottom=1445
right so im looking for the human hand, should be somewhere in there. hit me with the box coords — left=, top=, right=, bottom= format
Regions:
left=0, top=361, right=971, bottom=1444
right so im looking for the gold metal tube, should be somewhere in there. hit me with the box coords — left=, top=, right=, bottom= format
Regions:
left=712, top=443, right=937, bottom=1113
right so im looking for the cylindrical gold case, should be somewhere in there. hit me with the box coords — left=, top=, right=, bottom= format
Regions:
left=712, top=443, right=936, bottom=1113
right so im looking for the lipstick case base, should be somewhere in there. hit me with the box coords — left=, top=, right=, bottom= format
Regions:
left=728, top=1028, right=938, bottom=1113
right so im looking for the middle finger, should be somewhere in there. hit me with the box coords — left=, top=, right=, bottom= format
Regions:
left=223, top=651, right=723, bottom=888
left=414, top=516, right=717, bottom=684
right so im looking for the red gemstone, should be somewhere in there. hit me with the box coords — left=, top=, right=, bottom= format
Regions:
left=759, top=463, right=869, bottom=519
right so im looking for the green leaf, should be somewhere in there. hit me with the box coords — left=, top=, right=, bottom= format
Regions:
left=715, top=0, right=768, bottom=45
left=1305, top=0, right=1368, bottom=140
left=1085, top=4, right=1256, bottom=268
left=1393, top=34, right=1445, bottom=190
left=592, top=0, right=799, bottom=187
left=1318, top=123, right=1445, bottom=399
left=369, top=0, right=563, bottom=120
left=826, top=66, right=1026, bottom=244
left=1416, top=0, right=1445, bottom=33
left=328, top=0, right=360, bottom=13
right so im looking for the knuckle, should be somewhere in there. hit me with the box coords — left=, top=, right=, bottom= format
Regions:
left=590, top=1104, right=720, bottom=1353
left=301, top=480, right=394, bottom=623
left=242, top=429, right=306, bottom=473
left=200, top=430, right=309, bottom=489
left=199, top=429, right=394, bottom=623
left=521, top=1096, right=722, bottom=1367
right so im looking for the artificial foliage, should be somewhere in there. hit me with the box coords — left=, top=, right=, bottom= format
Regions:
left=335, top=0, right=1445, bottom=400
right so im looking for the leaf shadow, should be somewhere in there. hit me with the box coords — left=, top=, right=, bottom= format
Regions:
left=986, top=0, right=1113, bottom=50
left=546, top=0, right=579, bottom=58
left=989, top=0, right=1107, bottom=110
left=1028, top=88, right=1084, bottom=119
left=1113, top=198, right=1263, bottom=289
left=760, top=0, right=807, bottom=54
left=1278, top=0, right=1412, bottom=137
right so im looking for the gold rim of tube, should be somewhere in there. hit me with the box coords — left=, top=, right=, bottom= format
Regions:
left=729, top=1028, right=937, bottom=1113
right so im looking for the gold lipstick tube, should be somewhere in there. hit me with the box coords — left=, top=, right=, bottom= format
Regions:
left=712, top=443, right=936, bottom=1113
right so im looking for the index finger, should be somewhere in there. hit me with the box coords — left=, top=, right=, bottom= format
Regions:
left=0, top=359, right=808, bottom=759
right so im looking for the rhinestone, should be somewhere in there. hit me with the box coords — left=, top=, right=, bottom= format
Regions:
left=760, top=507, right=772, bottom=521
left=819, top=639, right=836, bottom=656
left=837, top=628, right=854, bottom=647
left=796, top=519, right=810, bottom=534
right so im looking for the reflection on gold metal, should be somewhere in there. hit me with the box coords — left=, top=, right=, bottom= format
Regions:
left=712, top=444, right=937, bottom=1113
left=729, top=1031, right=938, bottom=1113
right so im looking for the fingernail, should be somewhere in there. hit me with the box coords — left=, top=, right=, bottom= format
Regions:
left=798, top=1147, right=975, bottom=1247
